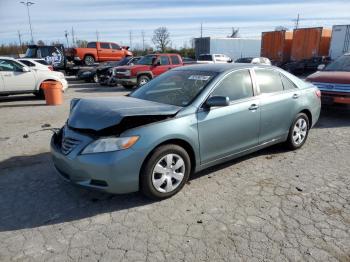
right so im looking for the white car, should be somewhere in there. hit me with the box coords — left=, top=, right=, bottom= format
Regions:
left=235, top=57, right=272, bottom=65
left=18, top=58, right=54, bottom=71
left=197, top=54, right=233, bottom=64
left=0, top=57, right=68, bottom=98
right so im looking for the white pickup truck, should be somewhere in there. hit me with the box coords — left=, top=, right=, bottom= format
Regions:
left=0, top=57, right=68, bottom=98
left=197, top=54, right=233, bottom=64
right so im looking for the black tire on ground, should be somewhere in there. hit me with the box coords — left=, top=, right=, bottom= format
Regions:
left=137, top=75, right=150, bottom=87
left=285, top=113, right=310, bottom=150
left=140, top=144, right=191, bottom=200
left=84, top=55, right=95, bottom=65
left=122, top=84, right=134, bottom=90
left=34, top=88, right=45, bottom=99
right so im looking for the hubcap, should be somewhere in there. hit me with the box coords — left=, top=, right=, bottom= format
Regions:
left=93, top=74, right=98, bottom=83
left=292, top=118, right=307, bottom=145
left=85, top=56, right=94, bottom=65
left=152, top=154, right=185, bottom=193
left=139, top=78, right=148, bottom=86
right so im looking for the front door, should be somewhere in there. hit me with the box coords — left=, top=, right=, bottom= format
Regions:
left=0, top=59, right=36, bottom=92
left=197, top=69, right=260, bottom=164
left=111, top=43, right=123, bottom=60
left=98, top=42, right=112, bottom=61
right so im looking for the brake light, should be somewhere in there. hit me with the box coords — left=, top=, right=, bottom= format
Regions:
left=315, top=90, right=321, bottom=98
left=48, top=66, right=54, bottom=71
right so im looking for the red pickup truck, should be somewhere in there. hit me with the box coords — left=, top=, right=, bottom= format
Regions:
left=73, top=42, right=133, bottom=65
left=114, top=53, right=183, bottom=89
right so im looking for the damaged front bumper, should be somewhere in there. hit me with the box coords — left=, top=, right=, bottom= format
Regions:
left=50, top=126, right=145, bottom=194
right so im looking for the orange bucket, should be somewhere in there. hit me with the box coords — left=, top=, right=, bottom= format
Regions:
left=41, top=81, right=63, bottom=105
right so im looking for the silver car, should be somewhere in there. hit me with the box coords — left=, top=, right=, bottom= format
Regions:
left=51, top=64, right=321, bottom=199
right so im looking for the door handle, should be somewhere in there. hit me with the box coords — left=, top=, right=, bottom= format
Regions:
left=292, top=93, right=300, bottom=99
left=249, top=104, right=259, bottom=110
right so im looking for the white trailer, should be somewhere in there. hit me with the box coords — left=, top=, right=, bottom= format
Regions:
left=194, top=37, right=261, bottom=61
left=329, top=25, right=350, bottom=60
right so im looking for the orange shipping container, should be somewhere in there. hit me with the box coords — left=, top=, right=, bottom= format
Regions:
left=291, top=27, right=331, bottom=61
left=261, top=30, right=293, bottom=63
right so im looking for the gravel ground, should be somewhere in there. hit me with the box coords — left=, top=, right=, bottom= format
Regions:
left=0, top=79, right=349, bottom=262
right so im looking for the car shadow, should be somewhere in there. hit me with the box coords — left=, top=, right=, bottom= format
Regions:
left=314, top=106, right=350, bottom=129
left=0, top=95, right=46, bottom=108
left=74, top=87, right=128, bottom=93
left=0, top=152, right=153, bottom=232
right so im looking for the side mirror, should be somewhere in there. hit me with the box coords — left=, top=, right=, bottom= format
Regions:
left=22, top=67, right=30, bottom=72
left=317, top=64, right=325, bottom=71
left=205, top=96, right=230, bottom=108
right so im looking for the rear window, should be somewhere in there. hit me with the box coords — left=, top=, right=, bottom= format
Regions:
left=255, top=69, right=284, bottom=93
left=87, top=42, right=97, bottom=48
left=170, top=55, right=180, bottom=65
left=198, top=55, right=212, bottom=61
left=35, top=59, right=49, bottom=65
left=100, top=43, right=110, bottom=49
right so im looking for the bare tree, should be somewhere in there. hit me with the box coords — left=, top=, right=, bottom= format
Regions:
left=227, top=28, right=239, bottom=38
left=152, top=27, right=171, bottom=52
left=37, top=40, right=45, bottom=46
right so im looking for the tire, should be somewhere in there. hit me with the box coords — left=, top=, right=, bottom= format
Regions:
left=122, top=84, right=134, bottom=90
left=34, top=88, right=45, bottom=99
left=92, top=74, right=99, bottom=83
left=286, top=113, right=309, bottom=150
left=84, top=55, right=95, bottom=65
left=141, top=144, right=191, bottom=200
left=137, top=75, right=150, bottom=87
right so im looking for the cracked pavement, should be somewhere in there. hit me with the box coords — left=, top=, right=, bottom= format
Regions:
left=0, top=79, right=349, bottom=261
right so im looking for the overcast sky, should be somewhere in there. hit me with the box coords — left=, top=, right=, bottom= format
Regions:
left=1, top=0, right=350, bottom=48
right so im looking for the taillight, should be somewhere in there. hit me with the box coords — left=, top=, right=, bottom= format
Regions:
left=48, top=66, right=54, bottom=71
left=315, top=90, right=321, bottom=98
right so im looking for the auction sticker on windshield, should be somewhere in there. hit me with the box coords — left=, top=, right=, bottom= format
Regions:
left=188, top=75, right=211, bottom=81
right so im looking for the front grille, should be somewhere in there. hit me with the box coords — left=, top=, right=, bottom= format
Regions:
left=61, top=137, right=80, bottom=155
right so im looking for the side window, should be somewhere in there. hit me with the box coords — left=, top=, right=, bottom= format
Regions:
left=100, top=43, right=110, bottom=49
left=0, top=60, right=23, bottom=72
left=170, top=55, right=180, bottom=65
left=280, top=74, right=298, bottom=90
left=160, top=56, right=170, bottom=65
left=87, top=42, right=97, bottom=48
left=211, top=70, right=254, bottom=101
left=255, top=69, right=284, bottom=93
left=111, top=43, right=120, bottom=50
left=19, top=60, right=34, bottom=67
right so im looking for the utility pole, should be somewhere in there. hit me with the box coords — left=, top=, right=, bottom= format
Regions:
left=129, top=30, right=132, bottom=50
left=200, top=22, right=203, bottom=38
left=64, top=30, right=69, bottom=47
left=96, top=30, right=99, bottom=42
left=295, top=14, right=300, bottom=29
left=71, top=27, right=75, bottom=47
left=141, top=31, right=145, bottom=51
left=20, top=1, right=35, bottom=44
left=17, top=30, right=23, bottom=54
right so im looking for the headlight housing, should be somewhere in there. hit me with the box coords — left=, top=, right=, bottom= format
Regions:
left=81, top=136, right=139, bottom=154
left=116, top=69, right=131, bottom=76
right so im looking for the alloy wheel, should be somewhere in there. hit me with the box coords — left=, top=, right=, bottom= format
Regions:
left=292, top=118, right=307, bottom=145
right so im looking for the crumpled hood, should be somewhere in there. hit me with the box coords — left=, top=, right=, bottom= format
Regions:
left=68, top=96, right=181, bottom=131
left=306, top=71, right=350, bottom=84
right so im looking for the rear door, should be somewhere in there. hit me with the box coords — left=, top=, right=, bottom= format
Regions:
left=152, top=56, right=172, bottom=76
left=0, top=59, right=36, bottom=92
left=98, top=42, right=112, bottom=61
left=254, top=68, right=301, bottom=144
left=111, top=43, right=123, bottom=61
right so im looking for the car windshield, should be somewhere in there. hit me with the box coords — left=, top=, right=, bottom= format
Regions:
left=130, top=70, right=217, bottom=107
left=324, top=55, right=350, bottom=71
left=137, top=55, right=157, bottom=65
left=117, top=57, right=132, bottom=66
left=198, top=55, right=212, bottom=61
left=25, top=48, right=36, bottom=58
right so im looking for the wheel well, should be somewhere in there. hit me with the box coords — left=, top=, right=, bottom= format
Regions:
left=84, top=54, right=95, bottom=60
left=139, top=139, right=196, bottom=184
left=39, top=79, right=56, bottom=89
left=137, top=73, right=152, bottom=80
left=300, top=109, right=312, bottom=128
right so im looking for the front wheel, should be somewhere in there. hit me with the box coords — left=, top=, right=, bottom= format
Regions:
left=84, top=55, right=95, bottom=65
left=137, top=75, right=150, bottom=87
left=286, top=113, right=309, bottom=150
left=141, top=144, right=191, bottom=200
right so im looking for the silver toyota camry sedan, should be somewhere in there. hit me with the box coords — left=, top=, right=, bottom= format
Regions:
left=51, top=64, right=321, bottom=199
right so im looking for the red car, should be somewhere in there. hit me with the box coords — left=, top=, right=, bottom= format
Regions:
left=306, top=53, right=350, bottom=104
left=115, top=53, right=183, bottom=89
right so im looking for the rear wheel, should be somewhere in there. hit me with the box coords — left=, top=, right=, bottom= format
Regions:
left=286, top=113, right=309, bottom=150
left=84, top=55, right=95, bottom=65
left=141, top=144, right=191, bottom=200
left=137, top=75, right=150, bottom=87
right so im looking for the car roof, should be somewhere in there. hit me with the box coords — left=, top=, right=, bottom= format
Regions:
left=173, top=63, right=273, bottom=73
left=0, top=56, right=16, bottom=60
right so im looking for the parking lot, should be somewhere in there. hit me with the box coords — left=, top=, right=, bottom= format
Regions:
left=0, top=78, right=350, bottom=261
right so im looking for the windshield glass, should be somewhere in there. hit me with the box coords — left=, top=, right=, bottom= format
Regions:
left=324, top=55, right=350, bottom=71
left=118, top=57, right=132, bottom=66
left=198, top=55, right=212, bottom=61
left=130, top=70, right=217, bottom=107
left=25, top=48, right=36, bottom=58
left=137, top=55, right=157, bottom=65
